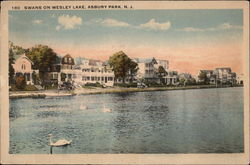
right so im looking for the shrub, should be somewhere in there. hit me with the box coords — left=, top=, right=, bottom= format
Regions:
left=15, top=76, right=26, bottom=90
left=114, top=83, right=137, bottom=88
left=85, top=82, right=103, bottom=88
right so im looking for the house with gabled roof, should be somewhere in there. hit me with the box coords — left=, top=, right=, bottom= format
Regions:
left=12, top=54, right=38, bottom=85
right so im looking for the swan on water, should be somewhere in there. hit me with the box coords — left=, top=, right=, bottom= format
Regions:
left=48, top=134, right=71, bottom=147
left=102, top=106, right=112, bottom=113
left=80, top=104, right=88, bottom=110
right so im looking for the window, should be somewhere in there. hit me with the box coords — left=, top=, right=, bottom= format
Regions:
left=91, top=77, right=94, bottom=81
left=101, top=77, right=104, bottom=81
left=69, top=58, right=72, bottom=63
left=108, top=77, right=113, bottom=81
left=26, top=73, right=30, bottom=81
left=21, top=64, right=26, bottom=70
left=64, top=57, right=67, bottom=63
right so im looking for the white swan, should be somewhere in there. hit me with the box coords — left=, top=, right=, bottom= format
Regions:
left=48, top=134, right=71, bottom=147
left=80, top=104, right=88, bottom=110
left=102, top=106, right=112, bottom=113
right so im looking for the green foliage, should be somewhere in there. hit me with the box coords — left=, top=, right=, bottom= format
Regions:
left=32, top=71, right=40, bottom=85
left=108, top=51, right=138, bottom=83
left=15, top=76, right=26, bottom=90
left=198, top=72, right=209, bottom=84
left=144, top=81, right=164, bottom=87
left=9, top=48, right=15, bottom=85
left=9, top=41, right=26, bottom=55
left=10, top=84, right=38, bottom=91
left=85, top=82, right=103, bottom=88
left=26, top=45, right=58, bottom=83
left=179, top=78, right=186, bottom=85
left=158, top=65, right=167, bottom=77
left=114, top=82, right=137, bottom=88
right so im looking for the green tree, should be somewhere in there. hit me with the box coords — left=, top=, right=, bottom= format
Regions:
left=9, top=41, right=26, bottom=55
left=9, top=48, right=15, bottom=85
left=198, top=72, right=209, bottom=84
left=108, top=51, right=138, bottom=83
left=26, top=45, right=58, bottom=84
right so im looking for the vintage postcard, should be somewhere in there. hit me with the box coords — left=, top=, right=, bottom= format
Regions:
left=0, top=1, right=249, bottom=164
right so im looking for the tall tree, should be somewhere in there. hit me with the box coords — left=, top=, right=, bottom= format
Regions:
left=9, top=48, right=15, bottom=85
left=158, top=65, right=167, bottom=77
left=26, top=45, right=58, bottom=84
left=198, top=71, right=209, bottom=84
left=108, top=51, right=138, bottom=83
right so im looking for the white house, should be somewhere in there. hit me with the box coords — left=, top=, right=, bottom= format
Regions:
left=73, top=58, right=115, bottom=86
left=236, top=74, right=244, bottom=85
left=214, top=67, right=236, bottom=84
left=133, top=58, right=158, bottom=81
left=12, top=54, right=38, bottom=85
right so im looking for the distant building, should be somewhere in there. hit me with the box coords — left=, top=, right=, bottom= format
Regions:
left=197, top=67, right=237, bottom=85
left=198, top=70, right=216, bottom=84
left=12, top=54, right=38, bottom=85
left=156, top=59, right=169, bottom=71
left=236, top=74, right=244, bottom=85
left=214, top=67, right=236, bottom=85
left=133, top=57, right=178, bottom=85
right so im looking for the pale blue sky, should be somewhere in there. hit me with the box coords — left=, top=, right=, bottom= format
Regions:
left=9, top=9, right=243, bottom=46
left=9, top=9, right=244, bottom=74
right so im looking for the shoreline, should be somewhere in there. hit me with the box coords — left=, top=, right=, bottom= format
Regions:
left=9, top=85, right=243, bottom=99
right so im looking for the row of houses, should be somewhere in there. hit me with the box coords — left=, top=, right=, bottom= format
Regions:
left=197, top=68, right=243, bottom=85
left=12, top=53, right=179, bottom=87
left=12, top=53, right=243, bottom=87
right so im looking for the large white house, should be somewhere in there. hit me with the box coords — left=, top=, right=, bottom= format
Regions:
left=79, top=59, right=114, bottom=86
left=133, top=58, right=158, bottom=81
left=133, top=57, right=178, bottom=85
left=12, top=54, right=38, bottom=85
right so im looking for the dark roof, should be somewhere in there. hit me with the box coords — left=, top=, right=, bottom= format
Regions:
left=61, top=54, right=75, bottom=65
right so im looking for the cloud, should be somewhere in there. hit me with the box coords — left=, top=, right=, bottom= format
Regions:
left=96, top=18, right=131, bottom=27
left=218, top=23, right=242, bottom=30
left=93, top=18, right=171, bottom=31
left=178, top=23, right=242, bottom=32
left=179, top=27, right=204, bottom=32
left=32, top=19, right=43, bottom=24
left=57, top=15, right=82, bottom=30
left=138, top=19, right=171, bottom=31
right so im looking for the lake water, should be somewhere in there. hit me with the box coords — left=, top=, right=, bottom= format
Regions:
left=9, top=87, right=244, bottom=154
